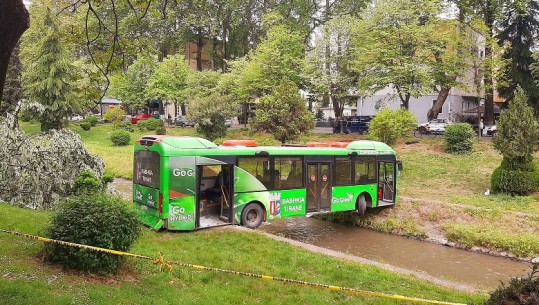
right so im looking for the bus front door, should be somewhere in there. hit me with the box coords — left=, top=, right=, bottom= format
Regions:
left=377, top=161, right=396, bottom=205
left=306, top=163, right=332, bottom=212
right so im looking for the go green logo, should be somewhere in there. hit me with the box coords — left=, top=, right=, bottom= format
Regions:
left=172, top=168, right=195, bottom=177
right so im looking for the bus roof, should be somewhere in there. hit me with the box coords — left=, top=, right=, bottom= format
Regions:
left=136, top=136, right=396, bottom=157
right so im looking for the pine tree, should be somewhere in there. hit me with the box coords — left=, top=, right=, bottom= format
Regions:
left=21, top=7, right=80, bottom=131
left=498, top=0, right=539, bottom=111
left=1, top=42, right=23, bottom=116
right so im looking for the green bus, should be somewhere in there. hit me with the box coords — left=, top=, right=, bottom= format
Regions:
left=133, top=136, right=401, bottom=231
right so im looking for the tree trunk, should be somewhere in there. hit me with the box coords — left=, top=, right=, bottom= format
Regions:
left=483, top=1, right=495, bottom=125
left=0, top=0, right=29, bottom=98
left=196, top=28, right=203, bottom=71
left=181, top=102, right=187, bottom=116
left=428, top=86, right=451, bottom=121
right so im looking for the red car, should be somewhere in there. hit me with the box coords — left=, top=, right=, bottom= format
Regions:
left=130, top=113, right=153, bottom=124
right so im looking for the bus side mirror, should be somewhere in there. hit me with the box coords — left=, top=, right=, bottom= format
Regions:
left=397, top=161, right=403, bottom=171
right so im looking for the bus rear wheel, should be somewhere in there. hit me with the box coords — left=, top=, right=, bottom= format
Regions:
left=241, top=203, right=264, bottom=229
left=356, top=195, right=367, bottom=216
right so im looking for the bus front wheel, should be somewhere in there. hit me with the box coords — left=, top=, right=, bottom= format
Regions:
left=356, top=195, right=367, bottom=216
left=241, top=203, right=264, bottom=229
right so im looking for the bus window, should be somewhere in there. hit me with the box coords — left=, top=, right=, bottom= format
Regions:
left=354, top=156, right=376, bottom=184
left=238, top=157, right=272, bottom=189
left=274, top=157, right=303, bottom=189
left=335, top=157, right=351, bottom=185
left=134, top=150, right=160, bottom=189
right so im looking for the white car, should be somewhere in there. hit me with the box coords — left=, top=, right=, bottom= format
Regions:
left=70, top=115, right=84, bottom=121
left=421, top=118, right=451, bottom=133
left=225, top=119, right=232, bottom=128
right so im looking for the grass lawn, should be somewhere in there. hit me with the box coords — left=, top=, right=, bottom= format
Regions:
left=0, top=203, right=485, bottom=305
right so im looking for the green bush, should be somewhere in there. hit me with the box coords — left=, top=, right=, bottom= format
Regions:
left=83, top=116, right=98, bottom=127
left=483, top=265, right=539, bottom=305
left=156, top=126, right=167, bottom=135
left=117, top=121, right=134, bottom=132
left=369, top=108, right=417, bottom=146
left=137, top=118, right=162, bottom=131
left=79, top=121, right=91, bottom=131
left=445, top=123, right=475, bottom=154
left=110, top=130, right=131, bottom=146
left=73, top=171, right=102, bottom=195
left=103, top=107, right=126, bottom=128
left=43, top=194, right=141, bottom=273
left=491, top=161, right=539, bottom=196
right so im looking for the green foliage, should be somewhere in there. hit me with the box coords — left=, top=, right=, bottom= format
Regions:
left=79, top=121, right=91, bottom=131
left=252, top=79, right=314, bottom=143
left=492, top=91, right=539, bottom=195
left=189, top=93, right=236, bottom=141
left=117, top=121, right=134, bottom=132
left=238, top=25, right=305, bottom=97
left=146, top=54, right=190, bottom=104
left=20, top=7, right=81, bottom=130
left=484, top=266, right=539, bottom=305
left=110, top=130, right=131, bottom=146
left=137, top=118, right=162, bottom=131
left=351, top=0, right=443, bottom=109
left=494, top=90, right=539, bottom=161
left=445, top=123, right=475, bottom=154
left=368, top=108, right=417, bottom=146
left=103, top=107, right=125, bottom=128
left=109, top=56, right=156, bottom=111
left=43, top=194, right=141, bottom=274
left=156, top=126, right=167, bottom=135
left=83, top=116, right=98, bottom=127
left=73, top=171, right=102, bottom=195
left=490, top=161, right=539, bottom=196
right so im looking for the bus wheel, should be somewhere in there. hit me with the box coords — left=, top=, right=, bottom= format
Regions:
left=241, top=203, right=264, bottom=229
left=356, top=195, right=367, bottom=216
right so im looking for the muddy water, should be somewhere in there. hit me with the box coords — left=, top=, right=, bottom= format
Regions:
left=112, top=179, right=531, bottom=290
left=260, top=217, right=532, bottom=290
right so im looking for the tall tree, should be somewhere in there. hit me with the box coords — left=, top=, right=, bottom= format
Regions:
left=1, top=42, right=23, bottom=116
left=351, top=0, right=442, bottom=110
left=0, top=0, right=29, bottom=99
left=21, top=7, right=80, bottom=131
left=497, top=0, right=539, bottom=112
left=146, top=54, right=191, bottom=116
left=109, top=55, right=156, bottom=112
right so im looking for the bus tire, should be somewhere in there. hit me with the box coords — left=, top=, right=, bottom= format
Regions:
left=356, top=195, right=367, bottom=216
left=241, top=203, right=264, bottom=229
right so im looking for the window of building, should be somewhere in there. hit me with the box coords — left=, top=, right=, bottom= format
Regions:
left=354, top=157, right=376, bottom=184
left=238, top=157, right=272, bottom=189
left=335, top=157, right=352, bottom=185
left=274, top=157, right=303, bottom=189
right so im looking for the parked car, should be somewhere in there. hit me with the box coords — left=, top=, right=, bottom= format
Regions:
left=345, top=116, right=373, bottom=134
left=421, top=118, right=452, bottom=133
left=70, top=115, right=84, bottom=121
left=130, top=113, right=153, bottom=124
left=225, top=119, right=232, bottom=128
left=485, top=124, right=497, bottom=136
left=174, top=116, right=196, bottom=127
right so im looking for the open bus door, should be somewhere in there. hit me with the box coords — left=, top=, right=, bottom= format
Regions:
left=377, top=160, right=396, bottom=206
left=197, top=164, right=234, bottom=229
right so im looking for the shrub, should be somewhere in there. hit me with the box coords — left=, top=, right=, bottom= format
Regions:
left=73, top=171, right=102, bottom=195
left=79, top=121, right=91, bottom=131
left=83, top=116, right=98, bottom=127
left=103, top=107, right=125, bottom=128
left=491, top=161, right=539, bottom=196
left=117, top=121, right=134, bottom=132
left=483, top=265, right=539, bottom=305
left=137, top=118, right=162, bottom=131
left=369, top=108, right=417, bottom=146
left=110, top=130, right=131, bottom=146
left=445, top=123, right=475, bottom=154
left=44, top=194, right=141, bottom=273
left=156, top=126, right=167, bottom=135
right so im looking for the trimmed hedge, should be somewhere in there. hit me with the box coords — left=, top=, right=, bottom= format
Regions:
left=44, top=194, right=141, bottom=273
left=445, top=123, right=475, bottom=154
left=491, top=160, right=539, bottom=196
left=110, top=130, right=131, bottom=146
left=137, top=118, right=163, bottom=131
left=79, top=122, right=91, bottom=131
left=117, top=121, right=134, bottom=132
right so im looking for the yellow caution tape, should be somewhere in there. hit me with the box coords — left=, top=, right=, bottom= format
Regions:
left=0, top=229, right=467, bottom=305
